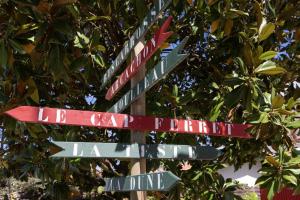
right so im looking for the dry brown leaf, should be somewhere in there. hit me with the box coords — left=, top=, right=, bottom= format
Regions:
left=224, top=19, right=233, bottom=36
left=295, top=27, right=300, bottom=41
left=187, top=0, right=193, bottom=5
left=207, top=0, right=218, bottom=6
left=211, top=18, right=220, bottom=33
left=22, top=43, right=35, bottom=54
left=160, top=42, right=170, bottom=49
left=37, top=0, right=51, bottom=13
left=54, top=0, right=77, bottom=7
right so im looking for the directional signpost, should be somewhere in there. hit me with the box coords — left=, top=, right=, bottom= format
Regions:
left=108, top=37, right=189, bottom=113
left=100, top=0, right=171, bottom=90
left=5, top=106, right=252, bottom=138
left=3, top=0, right=254, bottom=196
left=105, top=16, right=173, bottom=100
left=52, top=142, right=221, bottom=160
left=104, top=171, right=180, bottom=192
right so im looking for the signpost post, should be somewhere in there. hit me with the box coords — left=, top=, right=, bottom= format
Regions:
left=104, top=171, right=180, bottom=192
left=51, top=142, right=221, bottom=160
left=130, top=41, right=147, bottom=200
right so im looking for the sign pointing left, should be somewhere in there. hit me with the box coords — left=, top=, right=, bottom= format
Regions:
left=4, top=106, right=251, bottom=138
left=104, top=171, right=180, bottom=192
left=51, top=141, right=220, bottom=160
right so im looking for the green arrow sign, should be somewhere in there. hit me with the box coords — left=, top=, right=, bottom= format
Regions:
left=104, top=171, right=180, bottom=191
left=51, top=142, right=220, bottom=160
left=108, top=37, right=189, bottom=113
left=100, top=0, right=171, bottom=89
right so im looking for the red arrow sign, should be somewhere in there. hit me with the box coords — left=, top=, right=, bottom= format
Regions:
left=5, top=106, right=252, bottom=138
left=105, top=16, right=173, bottom=100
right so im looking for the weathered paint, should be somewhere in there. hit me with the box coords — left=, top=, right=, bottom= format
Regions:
left=100, top=0, right=172, bottom=90
left=5, top=106, right=252, bottom=138
left=51, top=141, right=220, bottom=160
left=104, top=171, right=180, bottom=191
left=105, top=16, right=173, bottom=100
left=108, top=37, right=188, bottom=113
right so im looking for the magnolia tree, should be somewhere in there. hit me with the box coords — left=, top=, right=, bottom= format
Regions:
left=0, top=0, right=299, bottom=199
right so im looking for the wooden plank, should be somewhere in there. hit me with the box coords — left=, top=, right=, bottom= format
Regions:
left=104, top=171, right=180, bottom=192
left=5, top=106, right=252, bottom=138
left=100, top=0, right=172, bottom=90
left=108, top=37, right=189, bottom=113
left=51, top=142, right=221, bottom=160
left=130, top=40, right=147, bottom=200
left=105, top=16, right=173, bottom=100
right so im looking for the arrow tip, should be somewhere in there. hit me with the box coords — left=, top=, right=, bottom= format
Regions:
left=4, top=106, right=34, bottom=121
left=160, top=16, right=173, bottom=33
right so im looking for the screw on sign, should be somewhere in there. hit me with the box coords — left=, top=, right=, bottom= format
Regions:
left=5, top=106, right=252, bottom=138
left=105, top=16, right=173, bottom=100
left=104, top=171, right=180, bottom=192
left=51, top=141, right=221, bottom=160
left=108, top=37, right=189, bottom=113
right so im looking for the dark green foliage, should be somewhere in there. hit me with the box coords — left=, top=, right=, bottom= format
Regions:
left=0, top=0, right=299, bottom=199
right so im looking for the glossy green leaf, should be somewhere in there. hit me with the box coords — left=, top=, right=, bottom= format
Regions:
left=255, top=175, right=272, bottom=186
left=259, top=22, right=275, bottom=41
left=259, top=51, right=277, bottom=60
left=283, top=174, right=297, bottom=185
left=91, top=54, right=105, bottom=68
left=271, top=95, right=285, bottom=109
left=286, top=121, right=300, bottom=129
left=254, top=60, right=286, bottom=75
left=172, top=84, right=178, bottom=97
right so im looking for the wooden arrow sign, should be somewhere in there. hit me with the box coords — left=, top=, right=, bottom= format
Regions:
left=108, top=37, right=189, bottom=113
left=51, top=141, right=220, bottom=160
left=105, top=16, right=173, bottom=100
left=5, top=106, right=251, bottom=138
left=100, top=0, right=171, bottom=90
left=104, top=171, right=180, bottom=192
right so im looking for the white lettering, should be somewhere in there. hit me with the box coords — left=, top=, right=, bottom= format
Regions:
left=140, top=145, right=145, bottom=157
left=226, top=123, right=233, bottom=135
left=199, top=121, right=208, bottom=134
left=155, top=118, right=163, bottom=129
left=158, top=145, right=166, bottom=157
left=170, top=119, right=179, bottom=131
left=130, top=177, right=136, bottom=190
left=147, top=174, right=153, bottom=189
left=56, top=109, right=66, bottom=123
left=124, top=115, right=134, bottom=127
left=152, top=68, right=158, bottom=80
left=184, top=120, right=193, bottom=132
left=38, top=108, right=49, bottom=122
left=126, top=145, right=130, bottom=157
left=73, top=143, right=83, bottom=156
left=188, top=146, right=193, bottom=159
left=150, top=38, right=156, bottom=47
left=110, top=115, right=117, bottom=127
left=91, top=145, right=100, bottom=157
left=213, top=122, right=220, bottom=134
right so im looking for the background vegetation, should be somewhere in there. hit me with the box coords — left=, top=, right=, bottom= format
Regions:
left=0, top=0, right=299, bottom=199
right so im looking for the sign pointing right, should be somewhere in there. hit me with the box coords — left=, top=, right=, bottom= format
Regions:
left=104, top=171, right=180, bottom=192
